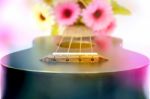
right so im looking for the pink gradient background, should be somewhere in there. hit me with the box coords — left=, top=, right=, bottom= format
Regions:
left=0, top=0, right=150, bottom=98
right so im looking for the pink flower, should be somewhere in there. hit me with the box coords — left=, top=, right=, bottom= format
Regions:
left=0, top=26, right=14, bottom=49
left=0, top=0, right=6, bottom=7
left=94, top=33, right=111, bottom=51
left=82, top=0, right=114, bottom=31
left=96, top=18, right=117, bottom=34
left=54, top=2, right=80, bottom=26
left=104, top=18, right=116, bottom=34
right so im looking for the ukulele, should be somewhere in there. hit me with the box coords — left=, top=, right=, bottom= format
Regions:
left=1, top=26, right=149, bottom=99
left=40, top=26, right=109, bottom=64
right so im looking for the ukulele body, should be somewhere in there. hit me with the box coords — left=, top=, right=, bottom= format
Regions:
left=1, top=36, right=149, bottom=99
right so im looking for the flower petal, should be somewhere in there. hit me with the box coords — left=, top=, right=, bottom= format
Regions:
left=54, top=2, right=80, bottom=26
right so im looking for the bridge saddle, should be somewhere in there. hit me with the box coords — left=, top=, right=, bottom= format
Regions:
left=40, top=52, right=108, bottom=63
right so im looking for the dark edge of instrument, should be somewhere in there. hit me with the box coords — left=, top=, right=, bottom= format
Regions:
left=1, top=61, right=148, bottom=99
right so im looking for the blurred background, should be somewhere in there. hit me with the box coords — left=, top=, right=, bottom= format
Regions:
left=0, top=0, right=150, bottom=98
